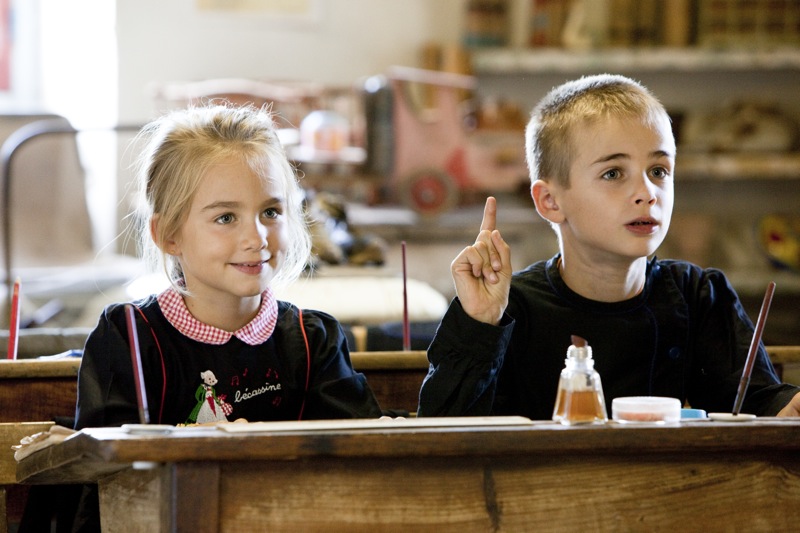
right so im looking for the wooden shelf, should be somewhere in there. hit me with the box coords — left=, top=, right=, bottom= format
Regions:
left=472, top=47, right=800, bottom=75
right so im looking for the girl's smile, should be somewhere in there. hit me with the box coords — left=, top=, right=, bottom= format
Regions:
left=231, top=259, right=271, bottom=275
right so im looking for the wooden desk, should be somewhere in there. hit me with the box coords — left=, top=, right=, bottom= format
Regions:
left=0, top=359, right=79, bottom=529
left=16, top=418, right=800, bottom=532
left=766, top=345, right=800, bottom=379
left=0, top=422, right=54, bottom=533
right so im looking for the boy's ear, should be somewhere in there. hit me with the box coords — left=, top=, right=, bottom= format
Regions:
left=150, top=215, right=179, bottom=255
left=531, top=180, right=564, bottom=223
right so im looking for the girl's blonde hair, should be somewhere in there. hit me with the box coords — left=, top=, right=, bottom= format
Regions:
left=525, top=74, right=671, bottom=188
left=134, top=103, right=311, bottom=292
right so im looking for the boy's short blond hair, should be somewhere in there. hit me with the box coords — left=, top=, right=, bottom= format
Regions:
left=525, top=74, right=670, bottom=188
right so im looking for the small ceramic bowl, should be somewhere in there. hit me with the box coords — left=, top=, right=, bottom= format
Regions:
left=612, top=396, right=681, bottom=424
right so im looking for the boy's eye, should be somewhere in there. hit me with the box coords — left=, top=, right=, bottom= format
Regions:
left=650, top=166, right=670, bottom=179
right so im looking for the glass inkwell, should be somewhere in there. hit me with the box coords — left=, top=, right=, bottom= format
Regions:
left=552, top=335, right=608, bottom=425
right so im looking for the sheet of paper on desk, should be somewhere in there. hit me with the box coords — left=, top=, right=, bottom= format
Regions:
left=216, top=416, right=534, bottom=433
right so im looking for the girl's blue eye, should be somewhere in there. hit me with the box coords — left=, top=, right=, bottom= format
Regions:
left=601, top=169, right=620, bottom=180
left=216, top=214, right=234, bottom=224
left=263, top=207, right=279, bottom=219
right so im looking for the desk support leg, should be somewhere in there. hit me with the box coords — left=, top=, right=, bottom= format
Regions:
left=162, top=462, right=220, bottom=533
left=0, top=487, right=6, bottom=533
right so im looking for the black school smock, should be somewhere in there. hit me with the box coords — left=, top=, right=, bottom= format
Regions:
left=418, top=254, right=799, bottom=419
left=74, top=292, right=382, bottom=430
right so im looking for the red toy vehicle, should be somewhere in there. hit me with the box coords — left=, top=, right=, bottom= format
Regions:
left=150, top=69, right=529, bottom=216
left=378, top=66, right=528, bottom=215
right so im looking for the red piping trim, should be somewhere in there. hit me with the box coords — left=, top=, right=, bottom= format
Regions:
left=298, top=309, right=311, bottom=421
left=130, top=304, right=309, bottom=425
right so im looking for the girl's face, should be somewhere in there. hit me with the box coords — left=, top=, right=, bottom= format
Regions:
left=167, top=155, right=288, bottom=311
left=552, top=114, right=675, bottom=267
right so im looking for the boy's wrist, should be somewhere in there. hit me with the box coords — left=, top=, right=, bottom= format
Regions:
left=461, top=303, right=504, bottom=326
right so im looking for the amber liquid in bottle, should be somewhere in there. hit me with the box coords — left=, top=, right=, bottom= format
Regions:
left=552, top=335, right=608, bottom=425
left=553, top=388, right=607, bottom=424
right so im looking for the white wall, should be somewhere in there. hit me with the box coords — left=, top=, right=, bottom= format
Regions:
left=1, top=1, right=468, bottom=257
left=39, top=0, right=117, bottom=128
left=116, top=0, right=467, bottom=123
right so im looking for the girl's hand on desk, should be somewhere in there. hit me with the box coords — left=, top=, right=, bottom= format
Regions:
left=451, top=196, right=512, bottom=326
left=777, top=392, right=800, bottom=417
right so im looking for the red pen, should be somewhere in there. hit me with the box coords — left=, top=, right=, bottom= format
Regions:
left=125, top=304, right=150, bottom=424
left=402, top=241, right=410, bottom=351
left=7, top=278, right=21, bottom=360
left=732, top=281, right=776, bottom=415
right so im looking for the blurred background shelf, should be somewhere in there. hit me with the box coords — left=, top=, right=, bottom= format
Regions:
left=677, top=153, right=800, bottom=180
left=472, top=47, right=800, bottom=74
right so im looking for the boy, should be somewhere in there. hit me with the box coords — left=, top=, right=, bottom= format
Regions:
left=417, top=74, right=800, bottom=419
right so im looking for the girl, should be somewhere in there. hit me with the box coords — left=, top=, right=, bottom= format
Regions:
left=74, top=104, right=382, bottom=430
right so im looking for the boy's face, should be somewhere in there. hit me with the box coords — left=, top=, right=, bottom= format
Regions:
left=552, top=114, right=675, bottom=265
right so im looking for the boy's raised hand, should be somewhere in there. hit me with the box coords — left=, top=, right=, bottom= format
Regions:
left=450, top=197, right=512, bottom=325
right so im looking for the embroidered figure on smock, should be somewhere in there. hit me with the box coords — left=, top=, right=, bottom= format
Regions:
left=188, top=370, right=229, bottom=424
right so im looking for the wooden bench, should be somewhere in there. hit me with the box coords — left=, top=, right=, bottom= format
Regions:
left=350, top=350, right=428, bottom=414
left=0, top=359, right=80, bottom=423
left=0, top=352, right=429, bottom=422
left=4, top=347, right=800, bottom=423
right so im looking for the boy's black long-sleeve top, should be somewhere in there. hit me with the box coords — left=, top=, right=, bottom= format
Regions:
left=419, top=255, right=798, bottom=419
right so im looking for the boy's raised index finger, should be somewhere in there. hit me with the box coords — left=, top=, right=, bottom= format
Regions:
left=479, top=196, right=497, bottom=233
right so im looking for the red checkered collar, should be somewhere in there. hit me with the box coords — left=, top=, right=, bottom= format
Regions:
left=157, top=287, right=278, bottom=346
